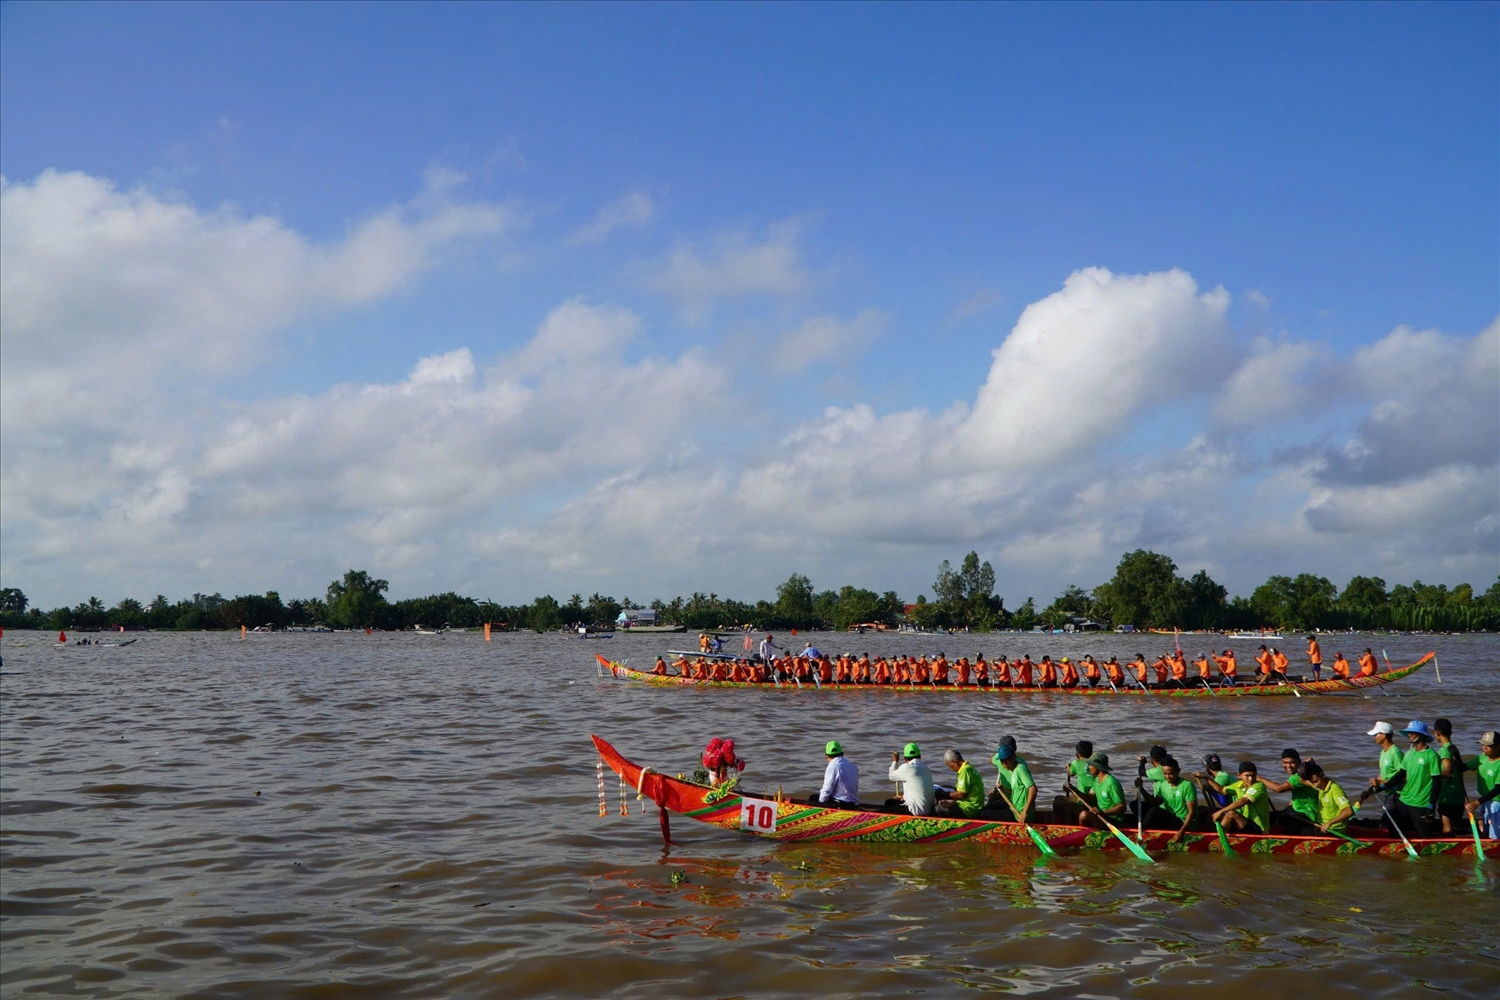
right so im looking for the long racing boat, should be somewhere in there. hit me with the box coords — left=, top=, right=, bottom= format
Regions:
left=593, top=735, right=1493, bottom=858
left=595, top=652, right=1434, bottom=696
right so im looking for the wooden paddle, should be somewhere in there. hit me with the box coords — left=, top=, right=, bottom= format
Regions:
left=992, top=780, right=1057, bottom=858
left=1066, top=782, right=1153, bottom=862
left=1468, top=812, right=1487, bottom=861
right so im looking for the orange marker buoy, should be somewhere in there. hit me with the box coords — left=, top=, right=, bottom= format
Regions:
left=484, top=622, right=492, bottom=642
left=241, top=624, right=247, bottom=639
left=58, top=631, right=67, bottom=643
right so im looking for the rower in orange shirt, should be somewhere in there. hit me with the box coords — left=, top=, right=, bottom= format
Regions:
left=912, top=656, right=930, bottom=684
left=956, top=657, right=971, bottom=686
left=1169, top=653, right=1188, bottom=687
left=1270, top=647, right=1291, bottom=682
left=1128, top=654, right=1150, bottom=688
left=995, top=656, right=1013, bottom=685
left=1151, top=655, right=1170, bottom=686
left=654, top=656, right=669, bottom=676
left=874, top=657, right=892, bottom=684
left=1330, top=652, right=1350, bottom=679
left=1212, top=649, right=1238, bottom=686
left=1254, top=645, right=1275, bottom=684
left=818, top=656, right=834, bottom=685
left=974, top=654, right=989, bottom=686
left=1015, top=655, right=1035, bottom=686
left=1059, top=656, right=1080, bottom=688
left=1358, top=648, right=1378, bottom=677
left=1306, top=635, right=1324, bottom=682
left=933, top=654, right=951, bottom=685
left=1081, top=655, right=1101, bottom=688
left=1193, top=653, right=1212, bottom=689
left=1038, top=656, right=1058, bottom=687
left=1104, top=656, right=1125, bottom=688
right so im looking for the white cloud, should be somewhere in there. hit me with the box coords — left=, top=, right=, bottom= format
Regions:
left=958, top=267, right=1232, bottom=468
left=770, top=310, right=886, bottom=373
left=642, top=219, right=810, bottom=322
left=569, top=190, right=655, bottom=244
left=1213, top=337, right=1326, bottom=428
left=2, top=170, right=1493, bottom=611
left=0, top=168, right=512, bottom=438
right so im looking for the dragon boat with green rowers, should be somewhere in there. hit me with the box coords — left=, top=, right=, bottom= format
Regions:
left=593, top=735, right=1492, bottom=858
left=595, top=651, right=1434, bottom=696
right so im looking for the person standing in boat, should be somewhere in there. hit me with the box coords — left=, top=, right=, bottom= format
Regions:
left=759, top=634, right=781, bottom=671
left=887, top=743, right=935, bottom=816
left=811, top=740, right=859, bottom=810
left=1367, top=721, right=1443, bottom=838
left=1306, top=635, right=1324, bottom=681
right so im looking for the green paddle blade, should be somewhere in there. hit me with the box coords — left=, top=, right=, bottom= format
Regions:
left=1111, top=823, right=1154, bottom=863
left=1470, top=814, right=1487, bottom=862
left=1025, top=824, right=1058, bottom=858
left=1215, top=821, right=1235, bottom=856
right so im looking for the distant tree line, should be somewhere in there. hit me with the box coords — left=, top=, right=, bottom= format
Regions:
left=2, top=552, right=1496, bottom=633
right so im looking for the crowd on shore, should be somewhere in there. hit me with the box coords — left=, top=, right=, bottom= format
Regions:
left=662, top=634, right=1383, bottom=689
left=701, top=719, right=1500, bottom=842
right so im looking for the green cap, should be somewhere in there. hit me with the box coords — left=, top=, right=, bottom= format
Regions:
left=825, top=740, right=843, bottom=756
left=903, top=742, right=921, bottom=759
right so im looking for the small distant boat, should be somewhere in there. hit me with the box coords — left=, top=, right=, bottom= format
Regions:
left=1227, top=632, right=1285, bottom=640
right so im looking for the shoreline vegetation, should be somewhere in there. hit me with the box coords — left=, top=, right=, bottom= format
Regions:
left=3, top=550, right=1497, bottom=635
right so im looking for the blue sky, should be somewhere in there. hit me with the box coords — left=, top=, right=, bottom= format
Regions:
left=2, top=3, right=1496, bottom=608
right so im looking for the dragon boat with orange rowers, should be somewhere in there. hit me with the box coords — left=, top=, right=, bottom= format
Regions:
left=593, top=735, right=1493, bottom=858
left=595, top=651, right=1434, bottom=696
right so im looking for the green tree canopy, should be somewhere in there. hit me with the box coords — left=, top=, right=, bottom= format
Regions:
left=326, top=570, right=389, bottom=628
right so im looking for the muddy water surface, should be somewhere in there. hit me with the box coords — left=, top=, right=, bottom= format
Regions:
left=2, top=630, right=1497, bottom=998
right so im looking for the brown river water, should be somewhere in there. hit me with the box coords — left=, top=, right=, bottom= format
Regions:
left=2, top=630, right=1497, bottom=998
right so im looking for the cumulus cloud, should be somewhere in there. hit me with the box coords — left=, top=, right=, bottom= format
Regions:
left=569, top=190, right=655, bottom=244
left=958, top=268, right=1232, bottom=468
left=642, top=219, right=810, bottom=322
left=2, top=168, right=1492, bottom=610
left=1213, top=337, right=1327, bottom=428
left=0, top=168, right=512, bottom=437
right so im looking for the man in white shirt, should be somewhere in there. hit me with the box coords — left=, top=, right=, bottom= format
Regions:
left=886, top=742, right=935, bottom=816
left=810, top=740, right=860, bottom=809
left=758, top=634, right=781, bottom=665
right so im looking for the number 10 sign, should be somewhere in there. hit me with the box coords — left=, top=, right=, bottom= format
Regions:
left=739, top=798, right=778, bottom=833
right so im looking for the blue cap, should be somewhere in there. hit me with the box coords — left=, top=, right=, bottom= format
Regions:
left=992, top=744, right=1015, bottom=762
left=1400, top=720, right=1435, bottom=740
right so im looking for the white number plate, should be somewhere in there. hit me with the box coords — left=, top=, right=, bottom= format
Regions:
left=739, top=798, right=778, bottom=833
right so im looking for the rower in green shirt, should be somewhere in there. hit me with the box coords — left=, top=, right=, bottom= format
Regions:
left=989, top=735, right=1037, bottom=821
left=1054, top=740, right=1096, bottom=824
left=1360, top=720, right=1406, bottom=816
left=1191, top=753, right=1235, bottom=809
left=1068, top=752, right=1129, bottom=828
left=1433, top=718, right=1468, bottom=836
left=1132, top=756, right=1197, bottom=843
left=1258, top=748, right=1322, bottom=834
left=1464, top=731, right=1500, bottom=840
left=1297, top=761, right=1354, bottom=835
left=1367, top=720, right=1443, bottom=838
left=1208, top=761, right=1272, bottom=833
left=935, top=749, right=987, bottom=818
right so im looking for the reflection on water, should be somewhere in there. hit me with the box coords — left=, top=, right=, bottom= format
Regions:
left=2, top=630, right=1499, bottom=997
